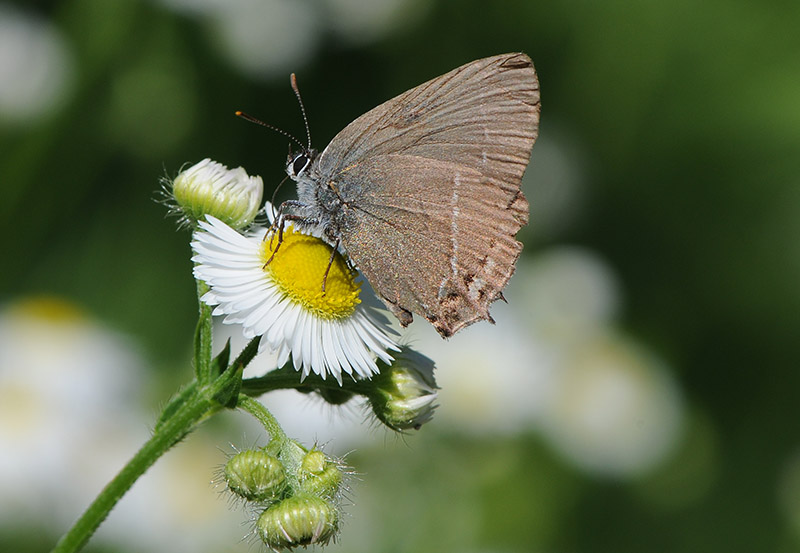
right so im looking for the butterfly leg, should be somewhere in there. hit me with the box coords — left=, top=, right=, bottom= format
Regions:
left=320, top=238, right=340, bottom=296
left=262, top=213, right=321, bottom=269
left=262, top=213, right=285, bottom=268
left=263, top=200, right=317, bottom=267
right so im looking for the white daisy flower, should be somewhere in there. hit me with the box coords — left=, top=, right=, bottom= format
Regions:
left=191, top=215, right=399, bottom=383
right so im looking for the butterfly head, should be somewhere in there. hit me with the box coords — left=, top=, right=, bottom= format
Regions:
left=286, top=148, right=317, bottom=181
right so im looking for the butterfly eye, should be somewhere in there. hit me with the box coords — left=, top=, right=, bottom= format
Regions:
left=292, top=154, right=310, bottom=176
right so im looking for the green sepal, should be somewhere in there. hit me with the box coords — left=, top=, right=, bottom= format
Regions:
left=210, top=339, right=243, bottom=408
left=211, top=339, right=231, bottom=377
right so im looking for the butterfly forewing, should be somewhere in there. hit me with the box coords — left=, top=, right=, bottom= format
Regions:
left=312, top=53, right=540, bottom=336
left=317, top=53, right=539, bottom=178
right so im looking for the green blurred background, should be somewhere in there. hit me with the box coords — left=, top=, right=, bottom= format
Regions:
left=2, top=0, right=800, bottom=552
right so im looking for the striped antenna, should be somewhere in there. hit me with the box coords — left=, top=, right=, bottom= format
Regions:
left=234, top=110, right=305, bottom=151
left=290, top=73, right=312, bottom=150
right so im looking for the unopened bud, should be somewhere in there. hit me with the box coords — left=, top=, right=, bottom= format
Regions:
left=368, top=347, right=438, bottom=431
left=171, top=158, right=263, bottom=229
left=257, top=494, right=339, bottom=548
left=299, top=449, right=343, bottom=499
left=224, top=449, right=286, bottom=502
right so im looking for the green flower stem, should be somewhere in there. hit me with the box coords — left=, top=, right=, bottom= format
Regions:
left=236, top=395, right=309, bottom=497
left=241, top=365, right=377, bottom=397
left=241, top=366, right=312, bottom=395
left=51, top=297, right=287, bottom=553
left=52, top=381, right=224, bottom=553
left=194, top=279, right=213, bottom=384
left=50, top=335, right=274, bottom=553
left=237, top=394, right=287, bottom=443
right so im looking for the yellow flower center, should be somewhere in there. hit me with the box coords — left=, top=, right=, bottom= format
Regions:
left=261, top=227, right=361, bottom=319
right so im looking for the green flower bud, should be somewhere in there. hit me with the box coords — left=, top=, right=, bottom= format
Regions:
left=224, top=449, right=286, bottom=502
left=171, top=158, right=263, bottom=229
left=368, top=347, right=439, bottom=431
left=257, top=494, right=339, bottom=548
left=299, top=450, right=343, bottom=499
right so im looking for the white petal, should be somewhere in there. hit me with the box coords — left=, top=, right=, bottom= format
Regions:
left=329, top=323, right=348, bottom=373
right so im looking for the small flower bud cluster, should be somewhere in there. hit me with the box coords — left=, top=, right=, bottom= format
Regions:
left=223, top=440, right=345, bottom=549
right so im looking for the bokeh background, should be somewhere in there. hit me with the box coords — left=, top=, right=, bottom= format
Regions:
left=2, top=0, right=800, bottom=551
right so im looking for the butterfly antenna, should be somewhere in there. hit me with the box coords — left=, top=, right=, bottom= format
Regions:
left=290, top=73, right=312, bottom=151
left=234, top=111, right=305, bottom=151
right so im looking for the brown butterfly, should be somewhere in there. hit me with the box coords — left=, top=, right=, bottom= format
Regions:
left=279, top=53, right=540, bottom=337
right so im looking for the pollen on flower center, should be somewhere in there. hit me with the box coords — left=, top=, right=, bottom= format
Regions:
left=261, top=228, right=361, bottom=319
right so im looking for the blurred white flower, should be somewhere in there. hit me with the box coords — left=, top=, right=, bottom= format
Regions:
left=404, top=249, right=619, bottom=436
left=400, top=247, right=685, bottom=478
left=519, top=248, right=683, bottom=476
left=155, top=0, right=433, bottom=80
left=0, top=297, right=146, bottom=530
left=211, top=0, right=320, bottom=79
left=321, top=0, right=430, bottom=44
left=157, top=0, right=319, bottom=79
left=517, top=247, right=621, bottom=344
left=0, top=4, right=74, bottom=124
left=0, top=296, right=259, bottom=552
left=405, top=305, right=552, bottom=435
left=155, top=0, right=319, bottom=79
left=539, top=331, right=684, bottom=477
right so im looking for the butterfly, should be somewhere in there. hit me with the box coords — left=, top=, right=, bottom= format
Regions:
left=272, top=53, right=540, bottom=337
